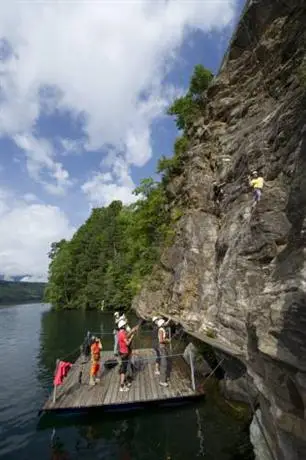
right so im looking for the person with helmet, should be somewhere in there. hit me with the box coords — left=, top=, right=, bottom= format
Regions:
left=119, top=312, right=131, bottom=333
left=117, top=318, right=139, bottom=391
left=248, top=170, right=264, bottom=206
left=152, top=316, right=161, bottom=375
left=113, top=311, right=120, bottom=356
left=89, top=336, right=102, bottom=385
left=157, top=318, right=170, bottom=387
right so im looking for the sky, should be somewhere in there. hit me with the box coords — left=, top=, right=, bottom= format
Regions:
left=0, top=0, right=246, bottom=281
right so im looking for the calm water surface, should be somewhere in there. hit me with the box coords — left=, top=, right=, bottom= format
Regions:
left=0, top=303, right=252, bottom=460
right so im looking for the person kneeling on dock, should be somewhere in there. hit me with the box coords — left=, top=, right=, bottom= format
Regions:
left=89, top=336, right=102, bottom=386
left=157, top=318, right=170, bottom=387
left=118, top=319, right=138, bottom=392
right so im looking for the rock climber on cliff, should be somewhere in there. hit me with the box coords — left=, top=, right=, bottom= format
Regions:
left=248, top=170, right=264, bottom=207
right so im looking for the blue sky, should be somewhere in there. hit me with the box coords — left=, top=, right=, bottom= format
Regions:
left=0, top=0, right=245, bottom=280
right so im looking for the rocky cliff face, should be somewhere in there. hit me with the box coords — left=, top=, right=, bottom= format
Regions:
left=133, top=1, right=306, bottom=459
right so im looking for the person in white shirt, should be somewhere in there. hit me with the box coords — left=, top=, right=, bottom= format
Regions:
left=113, top=311, right=120, bottom=356
left=157, top=318, right=170, bottom=387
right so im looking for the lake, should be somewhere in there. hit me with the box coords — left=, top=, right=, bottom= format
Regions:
left=0, top=303, right=253, bottom=459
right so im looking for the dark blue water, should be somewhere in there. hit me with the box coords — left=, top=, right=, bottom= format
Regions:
left=0, top=303, right=252, bottom=459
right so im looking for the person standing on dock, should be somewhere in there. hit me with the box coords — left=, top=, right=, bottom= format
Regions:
left=119, top=311, right=131, bottom=332
left=157, top=318, right=170, bottom=387
left=152, top=316, right=161, bottom=375
left=113, top=311, right=120, bottom=356
left=118, top=319, right=138, bottom=392
left=89, top=336, right=102, bottom=386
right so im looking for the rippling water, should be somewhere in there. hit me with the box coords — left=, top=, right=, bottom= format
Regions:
left=0, top=303, right=253, bottom=460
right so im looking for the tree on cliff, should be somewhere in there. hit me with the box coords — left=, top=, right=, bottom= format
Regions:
left=167, top=64, right=213, bottom=130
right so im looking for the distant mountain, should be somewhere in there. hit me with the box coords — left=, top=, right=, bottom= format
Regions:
left=0, top=274, right=46, bottom=282
left=0, top=274, right=26, bottom=282
left=0, top=280, right=46, bottom=305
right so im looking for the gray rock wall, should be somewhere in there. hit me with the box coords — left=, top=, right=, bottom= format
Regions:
left=134, top=1, right=306, bottom=458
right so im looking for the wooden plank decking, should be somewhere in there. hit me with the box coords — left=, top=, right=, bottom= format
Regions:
left=41, top=348, right=204, bottom=414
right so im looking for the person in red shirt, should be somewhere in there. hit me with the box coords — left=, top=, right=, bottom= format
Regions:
left=117, top=319, right=138, bottom=392
left=89, top=337, right=102, bottom=385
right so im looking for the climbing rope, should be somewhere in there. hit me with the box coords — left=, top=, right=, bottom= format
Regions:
left=202, top=357, right=225, bottom=384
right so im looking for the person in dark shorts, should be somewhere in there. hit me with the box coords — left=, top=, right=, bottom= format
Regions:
left=152, top=316, right=161, bottom=375
left=117, top=319, right=138, bottom=392
left=157, top=318, right=170, bottom=387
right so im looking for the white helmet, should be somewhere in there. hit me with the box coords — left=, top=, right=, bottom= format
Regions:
left=152, top=316, right=159, bottom=323
left=157, top=318, right=165, bottom=328
left=118, top=319, right=127, bottom=329
left=114, top=311, right=120, bottom=318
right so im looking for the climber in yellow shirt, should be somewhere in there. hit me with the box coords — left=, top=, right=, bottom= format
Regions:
left=248, top=170, right=264, bottom=205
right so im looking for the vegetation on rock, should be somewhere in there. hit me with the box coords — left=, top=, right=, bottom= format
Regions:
left=167, top=64, right=213, bottom=130
left=45, top=64, right=213, bottom=310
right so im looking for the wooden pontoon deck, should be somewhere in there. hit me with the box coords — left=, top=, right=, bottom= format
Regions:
left=41, top=348, right=205, bottom=414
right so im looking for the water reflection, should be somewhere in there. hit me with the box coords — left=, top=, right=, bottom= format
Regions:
left=37, top=308, right=254, bottom=460
left=40, top=402, right=253, bottom=460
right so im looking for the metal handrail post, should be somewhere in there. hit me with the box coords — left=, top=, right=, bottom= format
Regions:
left=189, top=350, right=196, bottom=391
left=168, top=326, right=172, bottom=353
left=52, top=358, right=60, bottom=404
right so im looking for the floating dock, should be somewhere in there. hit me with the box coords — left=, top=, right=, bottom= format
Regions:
left=40, top=348, right=205, bottom=415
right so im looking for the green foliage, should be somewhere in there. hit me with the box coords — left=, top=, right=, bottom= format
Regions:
left=157, top=154, right=181, bottom=175
left=189, top=64, right=213, bottom=98
left=133, top=177, right=155, bottom=198
left=206, top=328, right=217, bottom=339
left=0, top=280, right=45, bottom=305
left=171, top=207, right=184, bottom=222
left=46, top=180, right=175, bottom=310
left=157, top=135, right=188, bottom=179
left=167, top=94, right=196, bottom=130
left=167, top=64, right=213, bottom=130
left=174, top=135, right=189, bottom=157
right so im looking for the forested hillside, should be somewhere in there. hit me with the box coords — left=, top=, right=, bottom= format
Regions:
left=45, top=65, right=213, bottom=310
left=0, top=281, right=46, bottom=305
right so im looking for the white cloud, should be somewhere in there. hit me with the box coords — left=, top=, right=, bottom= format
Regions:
left=20, top=274, right=47, bottom=283
left=23, top=193, right=38, bottom=203
left=13, top=133, right=73, bottom=195
left=0, top=0, right=237, bottom=198
left=0, top=0, right=238, bottom=276
left=0, top=188, right=74, bottom=278
left=82, top=157, right=137, bottom=207
left=60, top=138, right=83, bottom=156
